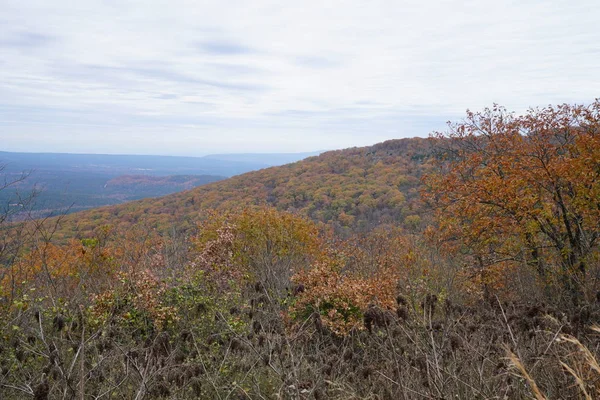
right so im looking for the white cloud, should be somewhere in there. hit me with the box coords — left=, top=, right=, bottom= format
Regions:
left=1, top=0, right=599, bottom=155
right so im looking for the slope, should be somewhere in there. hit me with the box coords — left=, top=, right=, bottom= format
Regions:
left=54, top=138, right=433, bottom=237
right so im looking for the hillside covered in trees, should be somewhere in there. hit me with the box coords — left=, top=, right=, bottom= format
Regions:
left=0, top=101, right=599, bottom=399
left=53, top=137, right=431, bottom=237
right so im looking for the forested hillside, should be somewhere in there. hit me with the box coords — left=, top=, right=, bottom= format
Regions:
left=1, top=102, right=599, bottom=399
left=54, top=137, right=431, bottom=237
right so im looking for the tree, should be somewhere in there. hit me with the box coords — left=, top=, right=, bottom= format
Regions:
left=0, top=164, right=38, bottom=302
left=424, top=101, right=600, bottom=304
left=192, top=207, right=324, bottom=300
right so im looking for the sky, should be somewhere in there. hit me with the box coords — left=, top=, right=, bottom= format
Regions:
left=1, top=0, right=599, bottom=156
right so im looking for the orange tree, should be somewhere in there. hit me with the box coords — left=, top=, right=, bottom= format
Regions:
left=423, top=101, right=600, bottom=305
left=290, top=228, right=436, bottom=335
left=192, top=206, right=326, bottom=299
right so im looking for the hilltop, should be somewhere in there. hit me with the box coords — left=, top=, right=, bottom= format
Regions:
left=55, top=138, right=432, bottom=236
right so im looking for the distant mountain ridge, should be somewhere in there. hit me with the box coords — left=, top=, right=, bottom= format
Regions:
left=0, top=150, right=322, bottom=177
left=0, top=150, right=321, bottom=218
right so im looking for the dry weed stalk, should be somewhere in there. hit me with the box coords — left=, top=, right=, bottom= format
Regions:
left=505, top=348, right=547, bottom=400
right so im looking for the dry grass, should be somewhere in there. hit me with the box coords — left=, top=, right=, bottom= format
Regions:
left=506, top=349, right=547, bottom=400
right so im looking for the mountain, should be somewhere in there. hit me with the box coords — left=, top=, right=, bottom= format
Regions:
left=52, top=138, right=432, bottom=237
left=0, top=151, right=320, bottom=178
left=4, top=105, right=598, bottom=400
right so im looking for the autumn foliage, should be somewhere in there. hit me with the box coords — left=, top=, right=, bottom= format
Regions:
left=1, top=101, right=600, bottom=399
left=48, top=138, right=431, bottom=239
left=424, top=100, right=600, bottom=304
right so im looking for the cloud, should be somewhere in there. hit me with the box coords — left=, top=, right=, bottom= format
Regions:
left=0, top=0, right=599, bottom=155
left=85, top=64, right=270, bottom=91
left=199, top=40, right=255, bottom=55
left=0, top=32, right=54, bottom=48
left=294, top=56, right=342, bottom=69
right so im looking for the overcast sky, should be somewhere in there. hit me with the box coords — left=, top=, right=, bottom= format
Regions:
left=1, top=0, right=599, bottom=156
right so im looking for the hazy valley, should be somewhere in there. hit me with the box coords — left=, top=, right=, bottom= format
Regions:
left=0, top=151, right=320, bottom=218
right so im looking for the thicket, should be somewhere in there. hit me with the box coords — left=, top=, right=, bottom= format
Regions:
left=1, top=101, right=599, bottom=399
